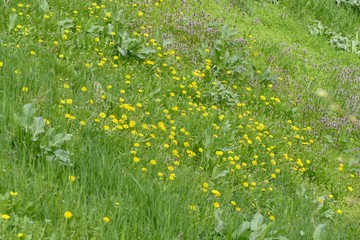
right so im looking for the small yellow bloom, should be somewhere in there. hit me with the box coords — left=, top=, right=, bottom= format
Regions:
left=103, top=217, right=110, bottom=223
left=189, top=205, right=197, bottom=210
left=17, top=233, right=25, bottom=238
left=169, top=173, right=176, bottom=180
left=64, top=211, right=73, bottom=219
left=269, top=215, right=275, bottom=221
left=10, top=191, right=18, bottom=196
left=213, top=202, right=220, bottom=208
left=99, top=112, right=106, bottom=118
left=215, top=151, right=223, bottom=156
left=138, top=11, right=144, bottom=17
left=211, top=189, right=221, bottom=197
left=336, top=209, right=342, bottom=215
left=69, top=176, right=76, bottom=182
left=1, top=214, right=10, bottom=220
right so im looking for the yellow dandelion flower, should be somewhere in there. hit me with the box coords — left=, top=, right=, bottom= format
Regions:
left=189, top=205, right=197, bottom=210
left=215, top=151, right=223, bottom=156
left=10, top=191, right=18, bottom=196
left=64, top=211, right=73, bottom=219
left=169, top=173, right=176, bottom=180
left=17, top=233, right=25, bottom=238
left=1, top=214, right=10, bottom=220
left=103, top=217, right=110, bottom=223
left=213, top=202, right=220, bottom=208
left=99, top=112, right=106, bottom=118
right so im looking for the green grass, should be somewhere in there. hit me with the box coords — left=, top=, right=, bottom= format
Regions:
left=0, top=0, right=359, bottom=239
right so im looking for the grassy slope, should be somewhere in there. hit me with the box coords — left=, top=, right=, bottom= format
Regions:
left=0, top=0, right=359, bottom=239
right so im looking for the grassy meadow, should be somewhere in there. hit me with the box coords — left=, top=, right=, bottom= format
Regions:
left=0, top=0, right=359, bottom=239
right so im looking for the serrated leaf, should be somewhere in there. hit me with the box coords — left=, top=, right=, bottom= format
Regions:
left=8, top=13, right=17, bottom=32
left=49, top=133, right=72, bottom=147
left=214, top=209, right=225, bottom=234
left=39, top=0, right=49, bottom=12
left=313, top=224, right=326, bottom=240
left=32, top=117, right=45, bottom=141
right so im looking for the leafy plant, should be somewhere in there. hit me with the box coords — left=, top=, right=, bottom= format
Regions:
left=308, top=20, right=360, bottom=55
left=117, top=31, right=155, bottom=59
left=232, top=212, right=288, bottom=240
left=198, top=24, right=248, bottom=77
left=15, top=103, right=73, bottom=165
left=204, top=80, right=239, bottom=106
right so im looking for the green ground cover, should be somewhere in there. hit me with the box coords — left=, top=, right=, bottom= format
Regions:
left=0, top=0, right=359, bottom=239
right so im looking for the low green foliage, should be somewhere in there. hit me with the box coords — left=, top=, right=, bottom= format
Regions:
left=0, top=0, right=359, bottom=239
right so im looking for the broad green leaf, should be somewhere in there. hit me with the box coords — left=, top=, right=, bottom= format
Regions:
left=53, top=149, right=72, bottom=165
left=135, top=47, right=156, bottom=59
left=118, top=47, right=127, bottom=57
left=115, top=9, right=124, bottom=22
left=251, top=212, right=264, bottom=231
left=213, top=169, right=229, bottom=179
left=107, top=23, right=114, bottom=35
left=214, top=209, right=225, bottom=234
left=249, top=225, right=267, bottom=240
left=23, top=103, right=35, bottom=118
left=149, top=87, right=162, bottom=98
left=57, top=18, right=74, bottom=29
left=233, top=221, right=250, bottom=238
left=86, top=24, right=104, bottom=33
left=32, top=117, right=45, bottom=141
left=39, top=0, right=49, bottom=12
left=49, top=133, right=72, bottom=147
left=313, top=224, right=326, bottom=240
left=8, top=13, right=17, bottom=32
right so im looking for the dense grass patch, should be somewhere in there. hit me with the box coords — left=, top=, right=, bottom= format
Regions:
left=0, top=0, right=359, bottom=239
